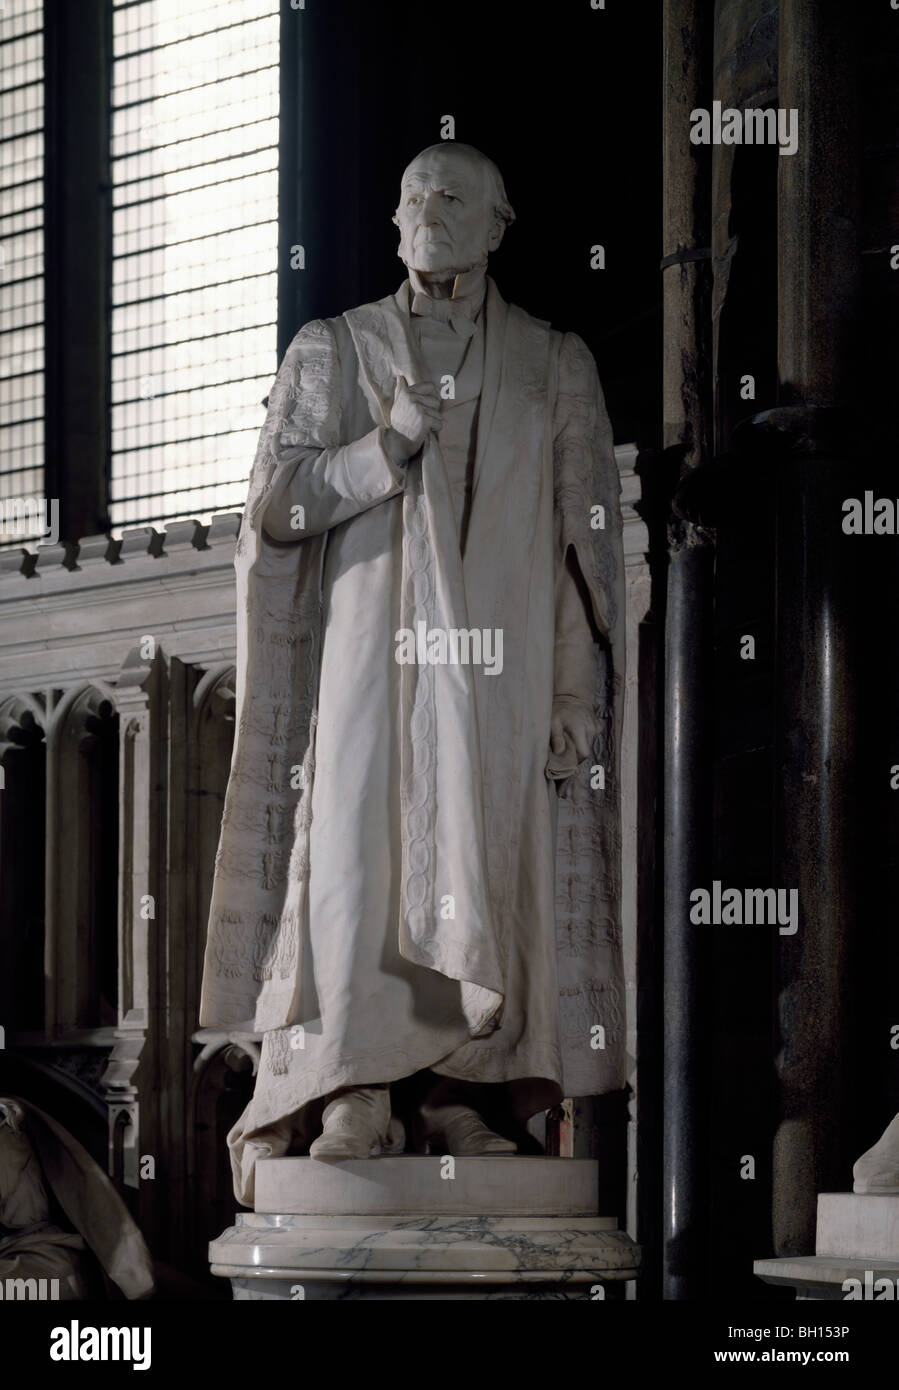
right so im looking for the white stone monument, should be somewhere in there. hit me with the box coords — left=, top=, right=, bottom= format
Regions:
left=754, top=1114, right=899, bottom=1299
left=202, top=143, right=638, bottom=1297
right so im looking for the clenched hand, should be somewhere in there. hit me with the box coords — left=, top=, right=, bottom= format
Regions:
left=550, top=699, right=598, bottom=765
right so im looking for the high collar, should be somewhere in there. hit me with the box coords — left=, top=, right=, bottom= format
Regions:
left=407, top=264, right=487, bottom=316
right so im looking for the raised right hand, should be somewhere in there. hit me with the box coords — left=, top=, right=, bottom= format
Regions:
left=386, top=375, right=443, bottom=462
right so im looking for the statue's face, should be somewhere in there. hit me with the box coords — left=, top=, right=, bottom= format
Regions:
left=394, top=149, right=504, bottom=277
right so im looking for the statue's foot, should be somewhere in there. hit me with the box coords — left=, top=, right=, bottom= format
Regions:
left=309, top=1085, right=405, bottom=1162
left=419, top=1102, right=517, bottom=1156
left=853, top=1112, right=899, bottom=1193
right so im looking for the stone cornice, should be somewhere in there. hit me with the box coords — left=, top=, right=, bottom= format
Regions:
left=0, top=447, right=644, bottom=698
left=616, top=443, right=649, bottom=566
left=0, top=515, right=241, bottom=695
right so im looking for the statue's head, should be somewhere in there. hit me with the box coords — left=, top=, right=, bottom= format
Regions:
left=393, top=143, right=515, bottom=279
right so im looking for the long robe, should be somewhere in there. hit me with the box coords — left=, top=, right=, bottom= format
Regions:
left=199, top=278, right=626, bottom=1204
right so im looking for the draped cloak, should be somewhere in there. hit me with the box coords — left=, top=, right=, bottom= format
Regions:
left=199, top=277, right=626, bottom=1204
left=0, top=1097, right=155, bottom=1299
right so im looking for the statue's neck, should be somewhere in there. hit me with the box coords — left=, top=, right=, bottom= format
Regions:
left=409, top=264, right=487, bottom=302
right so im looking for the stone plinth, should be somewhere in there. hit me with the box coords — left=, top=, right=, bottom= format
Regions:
left=754, top=1192, right=899, bottom=1301
left=253, top=1154, right=599, bottom=1216
left=210, top=1157, right=639, bottom=1300
left=753, top=1254, right=899, bottom=1301
left=816, top=1193, right=899, bottom=1260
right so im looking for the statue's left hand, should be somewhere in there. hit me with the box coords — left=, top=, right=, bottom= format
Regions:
left=549, top=698, right=597, bottom=765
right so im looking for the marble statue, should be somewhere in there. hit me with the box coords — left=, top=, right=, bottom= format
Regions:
left=0, top=1097, right=155, bottom=1298
left=200, top=143, right=626, bottom=1205
left=853, top=1112, right=899, bottom=1193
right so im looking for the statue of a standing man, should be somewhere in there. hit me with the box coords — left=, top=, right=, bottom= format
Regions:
left=201, top=144, right=626, bottom=1205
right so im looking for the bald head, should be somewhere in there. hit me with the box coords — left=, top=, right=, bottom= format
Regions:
left=393, top=143, right=515, bottom=278
left=400, top=144, right=515, bottom=226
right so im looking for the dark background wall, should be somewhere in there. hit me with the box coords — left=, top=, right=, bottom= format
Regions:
left=279, top=0, right=663, bottom=451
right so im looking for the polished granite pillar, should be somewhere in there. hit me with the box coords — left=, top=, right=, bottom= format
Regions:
left=660, top=0, right=715, bottom=1300
left=770, top=0, right=862, bottom=1258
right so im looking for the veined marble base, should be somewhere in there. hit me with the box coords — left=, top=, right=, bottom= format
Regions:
left=210, top=1157, right=640, bottom=1300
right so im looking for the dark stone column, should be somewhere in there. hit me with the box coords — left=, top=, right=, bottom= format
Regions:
left=277, top=0, right=369, bottom=336
left=277, top=0, right=303, bottom=364
left=663, top=516, right=714, bottom=1299
left=764, top=409, right=861, bottom=1258
left=770, top=0, right=862, bottom=1256
left=661, top=0, right=714, bottom=1299
left=43, top=0, right=111, bottom=542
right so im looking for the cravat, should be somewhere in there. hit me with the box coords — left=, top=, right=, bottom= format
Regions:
left=409, top=290, right=479, bottom=340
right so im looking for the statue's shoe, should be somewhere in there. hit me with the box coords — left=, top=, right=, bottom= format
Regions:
left=309, top=1085, right=405, bottom=1162
left=853, top=1112, right=899, bottom=1193
left=419, top=1102, right=517, bottom=1156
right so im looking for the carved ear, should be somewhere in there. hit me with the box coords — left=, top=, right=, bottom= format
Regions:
left=0, top=1099, right=25, bottom=1133
left=487, top=219, right=506, bottom=252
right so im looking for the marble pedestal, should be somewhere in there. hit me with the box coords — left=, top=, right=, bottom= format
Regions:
left=754, top=1193, right=899, bottom=1300
left=210, top=1157, right=640, bottom=1300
